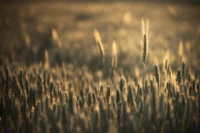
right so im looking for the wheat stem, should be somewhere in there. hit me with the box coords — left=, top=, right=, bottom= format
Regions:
left=141, top=16, right=149, bottom=89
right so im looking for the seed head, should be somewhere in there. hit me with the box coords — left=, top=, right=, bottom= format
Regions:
left=141, top=16, right=149, bottom=65
left=94, top=29, right=105, bottom=63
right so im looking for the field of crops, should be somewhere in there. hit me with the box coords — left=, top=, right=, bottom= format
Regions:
left=0, top=2, right=200, bottom=133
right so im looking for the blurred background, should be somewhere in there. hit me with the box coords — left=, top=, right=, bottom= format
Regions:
left=0, top=0, right=200, bottom=75
left=1, top=0, right=200, bottom=3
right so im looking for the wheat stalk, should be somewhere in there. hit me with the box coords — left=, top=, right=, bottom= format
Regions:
left=141, top=16, right=149, bottom=89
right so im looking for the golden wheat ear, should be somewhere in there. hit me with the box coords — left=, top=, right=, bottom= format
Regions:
left=93, top=29, right=105, bottom=63
left=51, top=28, right=62, bottom=48
left=112, top=41, right=117, bottom=70
left=142, top=16, right=149, bottom=66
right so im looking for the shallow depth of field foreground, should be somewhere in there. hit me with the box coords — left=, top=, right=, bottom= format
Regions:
left=0, top=1, right=200, bottom=133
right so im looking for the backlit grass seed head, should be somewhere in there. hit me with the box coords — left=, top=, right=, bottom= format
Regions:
left=142, top=16, right=149, bottom=65
left=94, top=29, right=105, bottom=63
left=51, top=29, right=62, bottom=48
left=44, top=50, right=49, bottom=69
left=112, top=41, right=117, bottom=70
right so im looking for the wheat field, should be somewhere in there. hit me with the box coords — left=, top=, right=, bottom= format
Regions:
left=0, top=1, right=200, bottom=133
